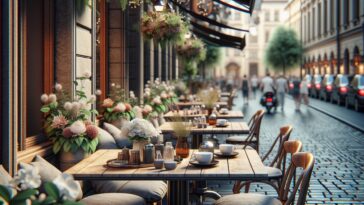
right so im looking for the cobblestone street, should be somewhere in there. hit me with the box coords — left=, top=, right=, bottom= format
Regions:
left=205, top=92, right=364, bottom=205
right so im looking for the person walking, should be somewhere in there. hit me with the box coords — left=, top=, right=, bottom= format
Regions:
left=292, top=76, right=301, bottom=111
left=300, top=76, right=310, bottom=106
left=260, top=73, right=275, bottom=94
left=250, top=75, right=259, bottom=99
left=241, top=75, right=250, bottom=104
left=276, top=74, right=289, bottom=111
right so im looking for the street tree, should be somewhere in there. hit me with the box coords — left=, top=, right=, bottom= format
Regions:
left=264, top=27, right=302, bottom=75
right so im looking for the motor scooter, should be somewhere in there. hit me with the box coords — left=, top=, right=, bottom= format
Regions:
left=260, top=92, right=278, bottom=113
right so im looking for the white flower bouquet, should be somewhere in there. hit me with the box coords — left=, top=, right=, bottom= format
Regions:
left=40, top=73, right=100, bottom=154
left=0, top=166, right=82, bottom=204
left=122, top=118, right=159, bottom=142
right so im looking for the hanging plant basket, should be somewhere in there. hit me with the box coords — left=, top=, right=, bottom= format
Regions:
left=141, top=11, right=187, bottom=44
left=177, top=38, right=206, bottom=62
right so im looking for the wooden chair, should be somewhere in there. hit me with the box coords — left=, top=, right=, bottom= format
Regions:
left=227, top=89, right=237, bottom=110
left=233, top=126, right=294, bottom=194
left=226, top=110, right=265, bottom=153
left=215, top=148, right=314, bottom=205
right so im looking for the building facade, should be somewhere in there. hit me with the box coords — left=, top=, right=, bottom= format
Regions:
left=300, top=0, right=364, bottom=76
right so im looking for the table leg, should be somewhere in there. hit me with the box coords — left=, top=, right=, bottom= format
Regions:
left=168, top=180, right=189, bottom=205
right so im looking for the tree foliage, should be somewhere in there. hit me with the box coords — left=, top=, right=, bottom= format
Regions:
left=264, top=27, right=302, bottom=74
left=202, top=45, right=221, bottom=67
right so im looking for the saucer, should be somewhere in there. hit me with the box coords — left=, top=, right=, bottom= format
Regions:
left=189, top=160, right=219, bottom=168
left=214, top=151, right=239, bottom=158
left=215, top=123, right=229, bottom=127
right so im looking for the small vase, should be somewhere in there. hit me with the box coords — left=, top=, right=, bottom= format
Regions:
left=132, top=140, right=149, bottom=163
left=176, top=137, right=189, bottom=158
left=59, top=149, right=90, bottom=171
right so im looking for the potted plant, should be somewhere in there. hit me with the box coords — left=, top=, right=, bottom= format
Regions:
left=121, top=118, right=159, bottom=162
left=197, top=89, right=220, bottom=115
left=171, top=116, right=191, bottom=158
left=40, top=73, right=100, bottom=170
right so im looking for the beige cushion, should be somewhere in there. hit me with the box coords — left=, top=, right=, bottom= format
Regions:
left=92, top=180, right=167, bottom=202
left=19, top=156, right=83, bottom=200
left=0, top=165, right=12, bottom=185
left=97, top=127, right=118, bottom=149
left=103, top=123, right=131, bottom=148
left=80, top=193, right=145, bottom=205
left=265, top=166, right=282, bottom=178
left=215, top=193, right=281, bottom=205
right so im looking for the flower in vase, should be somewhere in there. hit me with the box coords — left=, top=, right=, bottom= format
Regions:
left=124, top=103, right=132, bottom=112
left=62, top=127, right=73, bottom=138
left=113, top=103, right=126, bottom=112
left=123, top=118, right=158, bottom=141
left=53, top=173, right=80, bottom=201
left=102, top=98, right=114, bottom=108
left=86, top=125, right=99, bottom=139
left=11, top=166, right=41, bottom=190
left=83, top=71, right=92, bottom=79
left=143, top=105, right=153, bottom=113
left=64, top=102, right=73, bottom=111
left=70, top=120, right=86, bottom=135
left=55, top=83, right=63, bottom=91
left=48, top=94, right=57, bottom=103
left=51, top=115, right=68, bottom=129
left=72, top=102, right=81, bottom=111
left=40, top=94, right=49, bottom=103
left=152, top=96, right=162, bottom=105
left=160, top=91, right=168, bottom=99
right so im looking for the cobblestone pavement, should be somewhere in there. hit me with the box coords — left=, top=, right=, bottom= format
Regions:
left=203, top=92, right=364, bottom=205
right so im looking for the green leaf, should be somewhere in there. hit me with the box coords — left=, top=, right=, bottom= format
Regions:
left=44, top=182, right=59, bottom=200
left=40, top=107, right=50, bottom=113
left=63, top=140, right=71, bottom=152
left=0, top=185, right=11, bottom=202
left=11, top=189, right=37, bottom=202
left=75, top=137, right=83, bottom=146
left=53, top=141, right=62, bottom=154
left=106, top=108, right=113, bottom=113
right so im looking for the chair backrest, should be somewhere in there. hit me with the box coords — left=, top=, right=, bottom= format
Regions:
left=247, top=110, right=264, bottom=128
left=227, top=89, right=237, bottom=110
left=243, top=110, right=265, bottom=151
left=279, top=150, right=314, bottom=205
left=262, top=125, right=293, bottom=167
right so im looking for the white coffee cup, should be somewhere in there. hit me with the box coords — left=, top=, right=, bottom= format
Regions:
left=194, top=152, right=213, bottom=164
left=217, top=119, right=227, bottom=126
left=219, top=144, right=234, bottom=155
left=220, top=108, right=228, bottom=114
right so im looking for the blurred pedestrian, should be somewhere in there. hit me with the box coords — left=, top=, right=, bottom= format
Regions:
left=292, top=76, right=301, bottom=111
left=276, top=74, right=289, bottom=111
left=250, top=75, right=258, bottom=99
left=241, top=75, right=250, bottom=104
left=226, top=77, right=234, bottom=92
left=260, top=73, right=275, bottom=94
left=300, top=76, right=310, bottom=106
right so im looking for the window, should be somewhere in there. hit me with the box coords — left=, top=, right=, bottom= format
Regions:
left=343, top=0, right=350, bottom=27
left=274, top=10, right=279, bottom=22
left=312, top=7, right=315, bottom=40
left=329, top=0, right=335, bottom=31
left=318, top=3, right=322, bottom=37
left=323, top=0, right=328, bottom=34
left=265, top=31, right=270, bottom=43
left=308, top=12, right=311, bottom=41
left=20, top=0, right=55, bottom=149
left=353, top=0, right=360, bottom=22
left=265, top=11, right=270, bottom=22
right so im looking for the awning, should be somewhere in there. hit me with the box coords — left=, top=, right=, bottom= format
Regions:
left=190, top=21, right=245, bottom=43
left=212, top=0, right=250, bottom=14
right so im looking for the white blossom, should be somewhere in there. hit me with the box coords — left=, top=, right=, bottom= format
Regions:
left=55, top=83, right=63, bottom=91
left=95, top=89, right=102, bottom=96
left=11, top=166, right=41, bottom=190
left=69, top=120, right=86, bottom=135
left=113, top=103, right=126, bottom=112
left=64, top=102, right=73, bottom=111
left=152, top=96, right=162, bottom=105
left=40, top=94, right=49, bottom=103
left=48, top=94, right=57, bottom=103
left=122, top=118, right=158, bottom=140
left=53, top=173, right=80, bottom=201
left=89, top=95, right=97, bottom=102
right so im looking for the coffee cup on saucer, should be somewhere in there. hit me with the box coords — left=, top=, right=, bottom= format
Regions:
left=220, top=108, right=228, bottom=114
left=217, top=119, right=227, bottom=126
left=219, top=144, right=234, bottom=155
left=194, top=152, right=213, bottom=164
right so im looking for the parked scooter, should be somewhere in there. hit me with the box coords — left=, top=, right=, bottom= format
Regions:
left=260, top=92, right=278, bottom=113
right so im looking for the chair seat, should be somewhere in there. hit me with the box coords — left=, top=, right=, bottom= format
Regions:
left=80, top=193, right=146, bottom=205
left=92, top=180, right=167, bottom=202
left=215, top=193, right=281, bottom=205
left=265, top=166, right=282, bottom=178
left=226, top=135, right=257, bottom=143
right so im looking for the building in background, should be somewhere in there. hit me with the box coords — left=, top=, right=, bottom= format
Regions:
left=300, top=0, right=364, bottom=76
left=216, top=0, right=288, bottom=82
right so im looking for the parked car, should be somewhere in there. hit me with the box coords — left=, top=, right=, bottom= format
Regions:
left=310, top=74, right=322, bottom=98
left=330, top=74, right=351, bottom=105
left=319, top=74, right=335, bottom=101
left=345, top=74, right=364, bottom=111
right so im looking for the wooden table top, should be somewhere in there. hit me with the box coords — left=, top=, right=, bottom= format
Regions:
left=164, top=110, right=244, bottom=120
left=175, top=101, right=228, bottom=108
left=159, top=122, right=249, bottom=135
left=65, top=149, right=268, bottom=181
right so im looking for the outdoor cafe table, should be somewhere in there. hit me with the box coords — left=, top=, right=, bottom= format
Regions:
left=164, top=110, right=244, bottom=121
left=175, top=101, right=228, bottom=109
left=65, top=148, right=268, bottom=205
left=159, top=122, right=250, bottom=148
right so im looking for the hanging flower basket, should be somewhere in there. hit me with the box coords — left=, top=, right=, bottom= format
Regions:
left=176, top=38, right=206, bottom=62
left=141, top=11, right=187, bottom=44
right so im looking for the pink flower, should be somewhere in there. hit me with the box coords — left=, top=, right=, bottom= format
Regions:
left=160, top=92, right=168, bottom=99
left=113, top=103, right=126, bottom=112
left=102, top=98, right=114, bottom=108
left=62, top=127, right=73, bottom=138
left=143, top=105, right=153, bottom=113
left=51, top=115, right=68, bottom=129
left=95, top=89, right=102, bottom=96
left=86, top=125, right=99, bottom=139
left=41, top=94, right=49, bottom=103
left=55, top=83, right=63, bottom=92
left=152, top=97, right=162, bottom=105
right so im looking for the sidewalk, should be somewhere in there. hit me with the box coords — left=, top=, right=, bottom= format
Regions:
left=306, top=97, right=364, bottom=132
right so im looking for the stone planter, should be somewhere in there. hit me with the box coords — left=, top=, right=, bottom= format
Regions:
left=60, top=149, right=90, bottom=171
